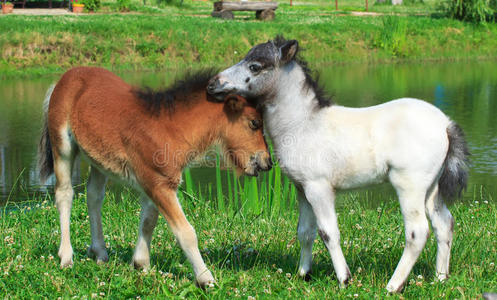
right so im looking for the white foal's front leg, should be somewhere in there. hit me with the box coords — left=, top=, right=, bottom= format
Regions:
left=387, top=172, right=430, bottom=293
left=132, top=195, right=159, bottom=270
left=303, top=180, right=351, bottom=287
left=86, top=167, right=108, bottom=264
left=297, top=194, right=317, bottom=280
left=425, top=184, right=454, bottom=281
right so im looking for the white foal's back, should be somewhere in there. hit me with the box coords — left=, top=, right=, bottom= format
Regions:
left=270, top=97, right=452, bottom=190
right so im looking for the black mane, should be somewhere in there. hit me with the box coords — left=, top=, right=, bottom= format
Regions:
left=135, top=68, right=218, bottom=114
left=273, top=35, right=333, bottom=108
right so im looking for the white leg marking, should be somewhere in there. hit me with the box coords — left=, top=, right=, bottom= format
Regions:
left=152, top=189, right=214, bottom=287
left=54, top=156, right=75, bottom=268
left=425, top=184, right=454, bottom=281
left=297, top=194, right=317, bottom=279
left=303, top=180, right=351, bottom=287
left=168, top=195, right=214, bottom=287
left=132, top=195, right=159, bottom=270
left=86, top=167, right=108, bottom=264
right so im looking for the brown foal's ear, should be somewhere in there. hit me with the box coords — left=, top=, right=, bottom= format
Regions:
left=279, top=40, right=299, bottom=64
left=225, top=94, right=246, bottom=113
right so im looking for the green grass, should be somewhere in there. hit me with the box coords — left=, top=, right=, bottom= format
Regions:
left=1, top=164, right=496, bottom=298
left=1, top=1, right=497, bottom=77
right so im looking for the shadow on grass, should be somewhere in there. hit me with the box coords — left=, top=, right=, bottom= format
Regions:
left=68, top=234, right=435, bottom=284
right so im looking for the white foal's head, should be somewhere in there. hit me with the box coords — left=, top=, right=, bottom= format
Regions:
left=207, top=36, right=299, bottom=101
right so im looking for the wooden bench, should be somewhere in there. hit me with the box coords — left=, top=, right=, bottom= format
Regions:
left=212, top=1, right=278, bottom=20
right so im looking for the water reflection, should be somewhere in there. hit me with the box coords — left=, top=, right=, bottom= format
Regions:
left=0, top=61, right=496, bottom=205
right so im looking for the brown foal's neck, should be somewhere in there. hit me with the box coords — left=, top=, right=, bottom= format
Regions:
left=163, top=97, right=226, bottom=166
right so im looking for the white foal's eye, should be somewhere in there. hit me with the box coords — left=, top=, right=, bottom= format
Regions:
left=249, top=64, right=262, bottom=73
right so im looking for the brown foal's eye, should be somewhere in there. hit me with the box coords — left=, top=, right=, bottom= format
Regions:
left=249, top=119, right=262, bottom=130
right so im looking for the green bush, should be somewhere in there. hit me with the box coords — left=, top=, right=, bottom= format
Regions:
left=83, top=0, right=101, bottom=12
left=443, top=0, right=496, bottom=23
left=117, top=0, right=131, bottom=11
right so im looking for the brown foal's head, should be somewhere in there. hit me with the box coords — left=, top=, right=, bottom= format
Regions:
left=221, top=95, right=272, bottom=176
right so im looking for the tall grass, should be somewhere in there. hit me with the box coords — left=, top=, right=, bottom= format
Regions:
left=375, top=16, right=408, bottom=57
left=178, top=155, right=299, bottom=218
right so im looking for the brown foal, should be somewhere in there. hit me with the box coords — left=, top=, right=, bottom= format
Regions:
left=38, top=67, right=272, bottom=287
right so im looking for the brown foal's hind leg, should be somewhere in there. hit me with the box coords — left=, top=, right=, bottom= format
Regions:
left=86, top=166, right=108, bottom=264
left=149, top=186, right=214, bottom=287
left=132, top=195, right=159, bottom=270
left=53, top=128, right=77, bottom=267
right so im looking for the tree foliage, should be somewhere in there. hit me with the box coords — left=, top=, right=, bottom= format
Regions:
left=443, top=0, right=496, bottom=23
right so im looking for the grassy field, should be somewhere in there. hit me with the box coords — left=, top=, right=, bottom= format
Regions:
left=1, top=165, right=496, bottom=298
left=1, top=0, right=497, bottom=77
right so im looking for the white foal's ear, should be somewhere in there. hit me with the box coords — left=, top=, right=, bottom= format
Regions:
left=278, top=40, right=299, bottom=64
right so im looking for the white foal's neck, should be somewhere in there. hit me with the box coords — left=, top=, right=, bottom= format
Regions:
left=264, top=62, right=322, bottom=137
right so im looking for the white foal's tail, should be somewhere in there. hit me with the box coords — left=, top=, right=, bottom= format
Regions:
left=439, top=122, right=470, bottom=202
left=38, top=84, right=56, bottom=184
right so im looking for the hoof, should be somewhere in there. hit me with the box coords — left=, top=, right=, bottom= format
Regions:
left=436, top=272, right=449, bottom=282
left=87, top=246, right=109, bottom=264
left=298, top=267, right=312, bottom=281
left=483, top=292, right=497, bottom=300
left=386, top=281, right=405, bottom=293
left=338, top=268, right=351, bottom=289
left=196, top=270, right=215, bottom=289
left=58, top=246, right=73, bottom=268
left=299, top=270, right=312, bottom=281
left=132, top=256, right=150, bottom=271
left=59, top=256, right=74, bottom=268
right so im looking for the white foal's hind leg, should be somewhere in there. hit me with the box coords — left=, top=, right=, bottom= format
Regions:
left=86, top=167, right=108, bottom=264
left=425, top=184, right=454, bottom=281
left=387, top=171, right=430, bottom=293
left=303, top=180, right=351, bottom=287
left=297, top=193, right=317, bottom=280
left=132, top=195, right=159, bottom=270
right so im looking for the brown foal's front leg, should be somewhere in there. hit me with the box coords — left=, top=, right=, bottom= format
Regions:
left=149, top=185, right=215, bottom=287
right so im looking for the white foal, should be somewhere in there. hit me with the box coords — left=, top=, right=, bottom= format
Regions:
left=208, top=36, right=470, bottom=292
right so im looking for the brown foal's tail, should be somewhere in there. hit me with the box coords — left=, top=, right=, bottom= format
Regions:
left=439, top=121, right=470, bottom=202
left=38, top=84, right=56, bottom=184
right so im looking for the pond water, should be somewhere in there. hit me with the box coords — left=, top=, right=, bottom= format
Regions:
left=1, top=61, right=496, bottom=206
